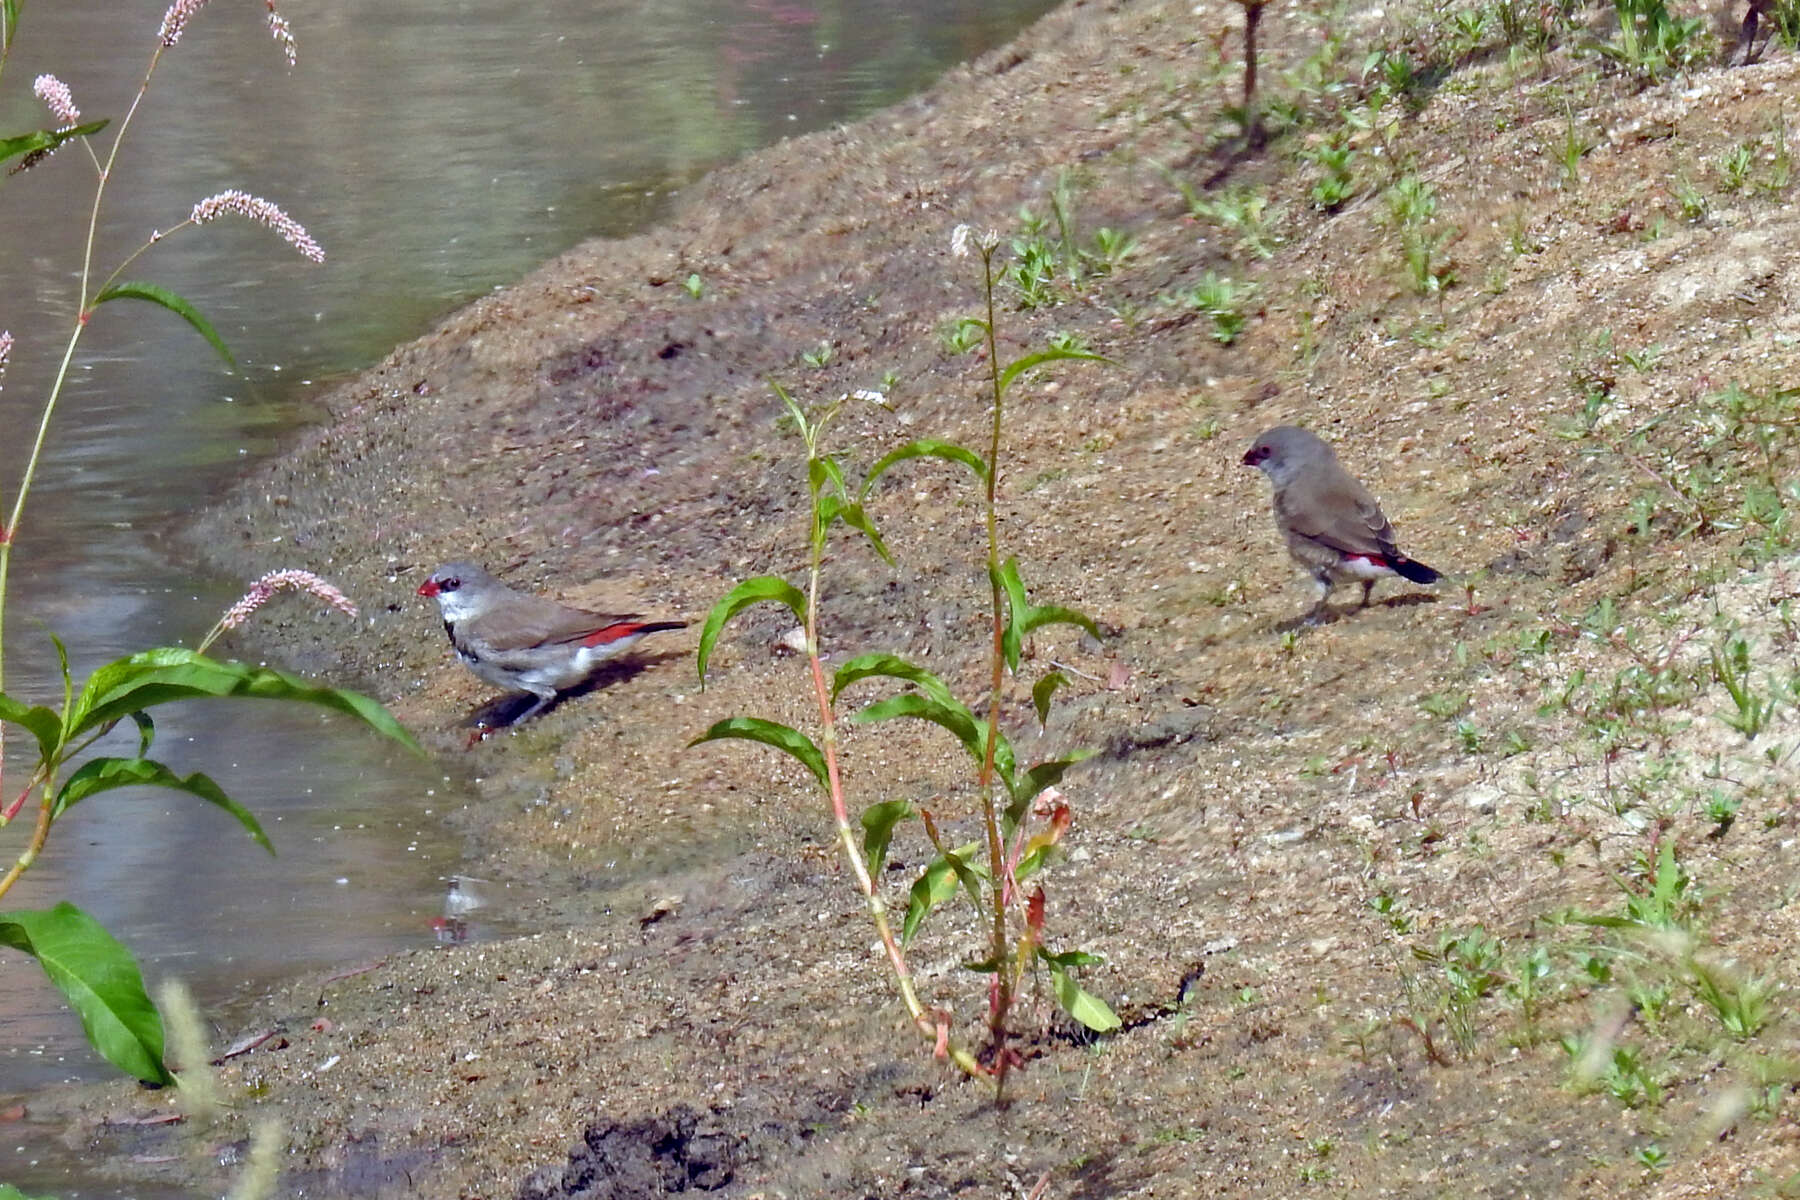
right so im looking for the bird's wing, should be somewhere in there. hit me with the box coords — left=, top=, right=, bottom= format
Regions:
left=468, top=592, right=645, bottom=652
left=1279, top=470, right=1398, bottom=558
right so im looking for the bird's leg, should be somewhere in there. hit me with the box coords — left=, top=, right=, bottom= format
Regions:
left=1360, top=579, right=1376, bottom=608
left=506, top=690, right=557, bottom=726
left=1304, top=573, right=1334, bottom=625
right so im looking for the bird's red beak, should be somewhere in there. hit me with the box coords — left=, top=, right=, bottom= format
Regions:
left=417, top=579, right=440, bottom=597
left=1242, top=446, right=1268, bottom=467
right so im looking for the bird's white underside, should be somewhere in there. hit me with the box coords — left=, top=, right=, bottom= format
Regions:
left=456, top=634, right=649, bottom=697
left=1330, top=556, right=1398, bottom=582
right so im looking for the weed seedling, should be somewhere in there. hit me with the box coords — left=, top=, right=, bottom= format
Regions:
left=1177, top=272, right=1257, bottom=345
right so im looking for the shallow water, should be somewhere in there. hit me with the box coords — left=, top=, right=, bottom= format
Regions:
left=0, top=0, right=1057, bottom=1131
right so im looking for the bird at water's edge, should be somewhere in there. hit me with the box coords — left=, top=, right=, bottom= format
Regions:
left=1241, top=425, right=1440, bottom=624
left=417, top=562, right=685, bottom=725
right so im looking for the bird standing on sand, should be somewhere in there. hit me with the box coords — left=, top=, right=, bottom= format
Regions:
left=1241, top=425, right=1441, bottom=624
left=417, top=562, right=685, bottom=725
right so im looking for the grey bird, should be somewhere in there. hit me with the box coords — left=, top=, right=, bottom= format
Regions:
left=417, top=562, right=685, bottom=725
left=1241, top=425, right=1440, bottom=624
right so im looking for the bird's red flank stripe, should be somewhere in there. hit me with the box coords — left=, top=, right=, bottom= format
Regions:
left=583, top=622, right=647, bottom=646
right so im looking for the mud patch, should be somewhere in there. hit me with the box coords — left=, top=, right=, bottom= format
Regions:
left=517, top=1105, right=737, bottom=1199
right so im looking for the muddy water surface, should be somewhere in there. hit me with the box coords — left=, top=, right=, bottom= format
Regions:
left=0, top=0, right=1057, bottom=1160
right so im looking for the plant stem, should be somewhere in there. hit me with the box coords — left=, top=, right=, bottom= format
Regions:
left=804, top=457, right=986, bottom=1084
left=976, top=244, right=1015, bottom=1100
left=0, top=46, right=168, bottom=698
left=0, top=777, right=54, bottom=901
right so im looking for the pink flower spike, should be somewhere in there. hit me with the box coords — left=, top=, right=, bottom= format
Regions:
left=33, top=75, right=80, bottom=126
left=190, top=190, right=325, bottom=263
left=158, top=0, right=210, bottom=46
left=219, top=569, right=358, bottom=633
left=264, top=1, right=297, bottom=68
left=0, top=330, right=11, bottom=393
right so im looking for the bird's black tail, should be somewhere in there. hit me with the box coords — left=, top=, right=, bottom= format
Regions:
left=1393, top=556, right=1440, bottom=585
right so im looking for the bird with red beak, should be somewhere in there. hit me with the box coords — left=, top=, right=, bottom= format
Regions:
left=1241, top=425, right=1441, bottom=624
left=417, top=562, right=685, bottom=725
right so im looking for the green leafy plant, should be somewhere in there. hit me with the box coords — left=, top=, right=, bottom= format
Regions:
left=1492, top=0, right=1562, bottom=51
left=692, top=225, right=1117, bottom=1101
left=1007, top=229, right=1060, bottom=309
left=1589, top=0, right=1710, bottom=77
left=1412, top=925, right=1508, bottom=1055
left=1690, top=959, right=1773, bottom=1039
left=942, top=315, right=987, bottom=355
left=1712, top=634, right=1776, bottom=739
left=1085, top=226, right=1138, bottom=273
left=1006, top=175, right=1094, bottom=307
left=1717, top=142, right=1755, bottom=192
left=1384, top=175, right=1455, bottom=294
left=1555, top=111, right=1591, bottom=187
left=1176, top=182, right=1281, bottom=259
left=1177, top=272, right=1257, bottom=345
left=1672, top=174, right=1708, bottom=221
left=0, top=4, right=415, bottom=1092
left=1302, top=140, right=1357, bottom=210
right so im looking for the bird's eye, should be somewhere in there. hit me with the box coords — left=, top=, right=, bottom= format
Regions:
left=442, top=577, right=460, bottom=592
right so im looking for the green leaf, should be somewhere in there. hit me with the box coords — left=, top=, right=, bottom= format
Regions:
left=995, top=557, right=1101, bottom=671
left=0, top=119, right=108, bottom=169
left=1031, top=671, right=1067, bottom=729
left=0, top=1185, right=59, bottom=1200
left=808, top=454, right=848, bottom=499
left=0, top=689, right=63, bottom=762
left=1041, top=953, right=1121, bottom=1032
left=689, top=716, right=828, bottom=791
left=52, top=757, right=273, bottom=854
left=861, top=438, right=989, bottom=496
left=817, top=494, right=893, bottom=565
left=852, top=691, right=1014, bottom=784
left=1015, top=843, right=1059, bottom=882
left=771, top=379, right=811, bottom=441
left=128, top=710, right=155, bottom=758
left=68, top=649, right=417, bottom=753
left=831, top=499, right=892, bottom=565
left=1039, top=947, right=1106, bottom=968
left=1003, top=751, right=1094, bottom=834
left=996, top=346, right=1107, bottom=397
left=921, top=816, right=993, bottom=921
left=0, top=903, right=172, bottom=1085
left=1010, top=751, right=1094, bottom=811
left=902, top=841, right=980, bottom=943
left=695, top=576, right=808, bottom=685
left=945, top=845, right=985, bottom=914
left=832, top=652, right=956, bottom=706
left=860, top=799, right=915, bottom=877
left=49, top=631, right=72, bottom=712
left=91, top=281, right=234, bottom=368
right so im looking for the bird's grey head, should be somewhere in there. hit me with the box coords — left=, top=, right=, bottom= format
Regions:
left=417, top=562, right=500, bottom=618
left=1242, top=425, right=1333, bottom=488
